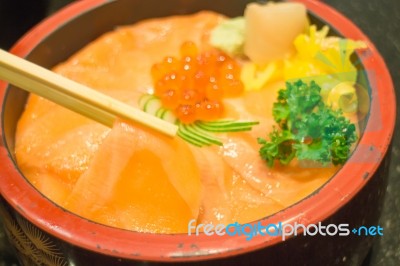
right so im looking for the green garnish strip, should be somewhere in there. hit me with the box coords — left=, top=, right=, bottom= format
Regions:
left=139, top=94, right=259, bottom=147
left=177, top=124, right=223, bottom=147
left=194, top=120, right=259, bottom=132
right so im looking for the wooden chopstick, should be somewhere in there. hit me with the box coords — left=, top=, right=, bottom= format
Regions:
left=0, top=49, right=178, bottom=137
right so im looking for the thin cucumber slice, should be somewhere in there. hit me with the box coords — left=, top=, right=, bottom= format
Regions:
left=138, top=94, right=157, bottom=110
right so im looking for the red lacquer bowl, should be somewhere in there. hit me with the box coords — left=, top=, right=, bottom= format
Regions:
left=0, top=0, right=395, bottom=265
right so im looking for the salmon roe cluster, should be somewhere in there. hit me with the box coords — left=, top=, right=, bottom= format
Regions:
left=151, top=41, right=244, bottom=123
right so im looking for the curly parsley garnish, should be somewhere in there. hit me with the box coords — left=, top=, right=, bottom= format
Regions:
left=258, top=80, right=357, bottom=167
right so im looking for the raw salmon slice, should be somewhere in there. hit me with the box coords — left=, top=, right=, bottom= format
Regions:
left=64, top=120, right=202, bottom=233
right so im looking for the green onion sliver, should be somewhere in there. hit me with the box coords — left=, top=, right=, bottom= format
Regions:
left=178, top=124, right=222, bottom=146
left=195, top=121, right=259, bottom=132
left=177, top=128, right=211, bottom=147
left=185, top=124, right=223, bottom=146
left=177, top=130, right=203, bottom=147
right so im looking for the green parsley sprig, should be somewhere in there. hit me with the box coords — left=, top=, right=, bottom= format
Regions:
left=258, top=80, right=357, bottom=167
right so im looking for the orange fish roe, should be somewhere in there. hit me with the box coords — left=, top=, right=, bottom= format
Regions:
left=151, top=41, right=244, bottom=123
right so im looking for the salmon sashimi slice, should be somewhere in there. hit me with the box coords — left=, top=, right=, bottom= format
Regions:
left=190, top=145, right=286, bottom=226
left=227, top=173, right=286, bottom=224
left=19, top=123, right=109, bottom=201
left=15, top=100, right=110, bottom=204
left=189, top=147, right=232, bottom=225
left=223, top=132, right=337, bottom=204
left=64, top=120, right=202, bottom=233
left=53, top=11, right=224, bottom=94
left=210, top=133, right=337, bottom=213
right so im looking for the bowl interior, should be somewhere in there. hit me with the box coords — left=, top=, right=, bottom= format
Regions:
left=1, top=0, right=370, bottom=160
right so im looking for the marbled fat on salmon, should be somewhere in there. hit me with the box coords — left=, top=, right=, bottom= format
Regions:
left=15, top=12, right=337, bottom=233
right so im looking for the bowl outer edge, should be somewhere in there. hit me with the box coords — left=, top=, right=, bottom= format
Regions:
left=0, top=0, right=396, bottom=262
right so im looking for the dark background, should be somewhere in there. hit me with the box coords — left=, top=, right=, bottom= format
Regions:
left=0, top=0, right=398, bottom=265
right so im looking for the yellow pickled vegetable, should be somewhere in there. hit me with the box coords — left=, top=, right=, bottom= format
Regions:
left=286, top=25, right=367, bottom=82
left=241, top=62, right=281, bottom=91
